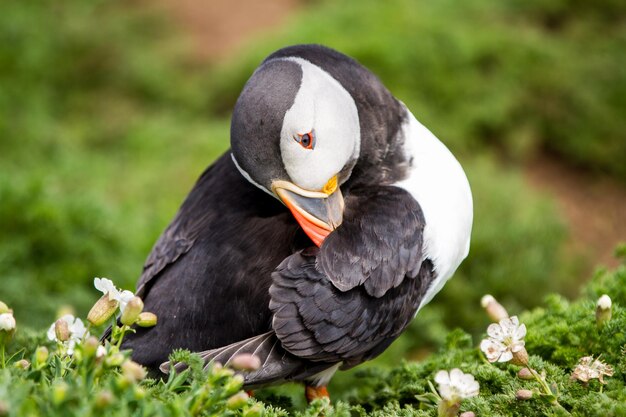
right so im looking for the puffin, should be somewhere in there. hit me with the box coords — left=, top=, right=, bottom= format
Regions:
left=122, top=44, right=473, bottom=400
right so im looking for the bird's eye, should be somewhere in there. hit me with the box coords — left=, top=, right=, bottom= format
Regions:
left=295, top=131, right=315, bottom=150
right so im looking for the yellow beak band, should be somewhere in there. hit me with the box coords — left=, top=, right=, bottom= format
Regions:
left=322, top=175, right=338, bottom=195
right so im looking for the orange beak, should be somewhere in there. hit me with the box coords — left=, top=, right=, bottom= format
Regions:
left=272, top=178, right=344, bottom=247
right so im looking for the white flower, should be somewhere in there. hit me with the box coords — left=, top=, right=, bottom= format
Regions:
left=47, top=314, right=88, bottom=355
left=597, top=294, right=612, bottom=310
left=0, top=313, right=16, bottom=332
left=96, top=345, right=107, bottom=359
left=480, top=316, right=526, bottom=363
left=435, top=368, right=480, bottom=402
left=94, top=277, right=134, bottom=312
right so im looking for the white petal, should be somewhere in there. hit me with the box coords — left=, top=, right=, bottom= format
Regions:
left=464, top=380, right=480, bottom=398
left=94, top=277, right=120, bottom=301
left=480, top=339, right=504, bottom=362
left=449, top=368, right=464, bottom=386
left=498, top=350, right=513, bottom=362
left=597, top=294, right=612, bottom=310
left=94, top=278, right=112, bottom=294
left=487, top=323, right=504, bottom=340
left=47, top=323, right=56, bottom=341
left=118, top=290, right=135, bottom=312
left=435, top=370, right=451, bottom=385
left=459, top=373, right=475, bottom=387
left=499, top=317, right=516, bottom=335
left=70, top=317, right=87, bottom=340
left=438, top=384, right=455, bottom=401
left=66, top=340, right=76, bottom=356
left=96, top=345, right=107, bottom=358
left=59, top=314, right=75, bottom=325
left=0, top=313, right=16, bottom=331
left=515, top=323, right=527, bottom=340
left=511, top=341, right=525, bottom=352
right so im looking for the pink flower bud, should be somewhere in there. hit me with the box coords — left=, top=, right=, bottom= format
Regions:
left=230, top=354, right=261, bottom=371
left=481, top=294, right=509, bottom=322
left=54, top=318, right=71, bottom=342
left=516, top=389, right=533, bottom=400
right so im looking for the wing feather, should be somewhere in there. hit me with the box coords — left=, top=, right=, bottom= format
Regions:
left=269, top=186, right=436, bottom=366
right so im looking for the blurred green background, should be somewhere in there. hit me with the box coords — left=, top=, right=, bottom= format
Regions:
left=1, top=0, right=624, bottom=372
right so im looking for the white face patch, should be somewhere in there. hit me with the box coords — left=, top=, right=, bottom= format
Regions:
left=279, top=57, right=360, bottom=191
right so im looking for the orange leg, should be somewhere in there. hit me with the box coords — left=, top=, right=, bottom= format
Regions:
left=305, top=385, right=330, bottom=403
left=246, top=390, right=255, bottom=398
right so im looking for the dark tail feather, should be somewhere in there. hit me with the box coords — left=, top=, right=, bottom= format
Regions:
left=159, top=331, right=331, bottom=388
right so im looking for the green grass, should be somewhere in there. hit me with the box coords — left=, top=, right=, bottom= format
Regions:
left=0, top=0, right=590, bottom=334
left=208, top=0, right=626, bottom=180
left=1, top=251, right=625, bottom=416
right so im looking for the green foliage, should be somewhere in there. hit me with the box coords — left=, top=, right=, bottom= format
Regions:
left=0, top=339, right=265, bottom=416
left=0, top=0, right=580, bottom=336
left=328, top=262, right=626, bottom=416
left=209, top=0, right=626, bottom=180
left=0, top=0, right=229, bottom=327
left=2, top=261, right=625, bottom=416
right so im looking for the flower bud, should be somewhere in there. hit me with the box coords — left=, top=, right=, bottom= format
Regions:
left=120, top=297, right=144, bottom=326
left=0, top=313, right=16, bottom=333
left=460, top=412, right=476, bottom=417
left=517, top=368, right=534, bottom=380
left=0, top=301, right=9, bottom=314
left=83, top=336, right=100, bottom=358
left=224, top=374, right=245, bottom=395
left=52, top=381, right=69, bottom=405
left=134, top=386, right=146, bottom=400
left=14, top=359, right=30, bottom=370
left=516, top=389, right=533, bottom=400
left=54, top=318, right=70, bottom=342
left=87, top=295, right=119, bottom=326
left=121, top=360, right=147, bottom=382
left=35, top=346, right=49, bottom=366
left=481, top=294, right=509, bottom=322
left=438, top=401, right=461, bottom=417
left=213, top=365, right=235, bottom=378
left=231, top=354, right=261, bottom=371
left=227, top=392, right=249, bottom=410
left=136, top=312, right=157, bottom=328
left=95, top=390, right=114, bottom=408
left=105, top=352, right=125, bottom=367
left=0, top=313, right=16, bottom=345
left=596, top=294, right=612, bottom=327
left=511, top=347, right=529, bottom=366
left=243, top=404, right=263, bottom=417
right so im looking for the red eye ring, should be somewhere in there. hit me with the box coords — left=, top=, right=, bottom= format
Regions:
left=296, top=130, right=315, bottom=150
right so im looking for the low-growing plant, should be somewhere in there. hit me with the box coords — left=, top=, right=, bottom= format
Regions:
left=1, top=253, right=624, bottom=416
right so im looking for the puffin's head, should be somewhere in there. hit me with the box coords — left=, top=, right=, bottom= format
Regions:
left=230, top=56, right=360, bottom=246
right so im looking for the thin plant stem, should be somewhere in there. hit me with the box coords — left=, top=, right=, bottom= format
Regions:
left=527, top=367, right=572, bottom=415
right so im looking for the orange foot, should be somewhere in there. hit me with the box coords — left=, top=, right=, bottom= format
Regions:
left=305, top=385, right=330, bottom=403
left=246, top=390, right=255, bottom=398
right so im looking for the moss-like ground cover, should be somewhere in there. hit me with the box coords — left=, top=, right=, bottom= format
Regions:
left=1, top=252, right=624, bottom=416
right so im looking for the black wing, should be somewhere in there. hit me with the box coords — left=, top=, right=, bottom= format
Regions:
left=269, top=186, right=434, bottom=368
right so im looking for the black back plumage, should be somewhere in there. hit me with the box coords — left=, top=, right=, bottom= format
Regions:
left=123, top=153, right=309, bottom=370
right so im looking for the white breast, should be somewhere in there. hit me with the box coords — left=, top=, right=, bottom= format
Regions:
left=393, top=107, right=473, bottom=310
